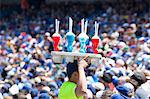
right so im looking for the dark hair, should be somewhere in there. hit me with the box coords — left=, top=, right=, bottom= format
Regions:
left=101, top=72, right=113, bottom=83
left=66, top=60, right=78, bottom=79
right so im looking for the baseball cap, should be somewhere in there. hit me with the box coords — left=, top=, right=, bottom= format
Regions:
left=116, top=59, right=125, bottom=66
left=112, top=76, right=119, bottom=86
left=92, top=82, right=105, bottom=90
left=123, top=83, right=134, bottom=91
left=31, top=88, right=38, bottom=98
left=39, top=93, right=50, bottom=99
left=96, top=91, right=104, bottom=98
left=111, top=94, right=125, bottom=99
left=116, top=85, right=131, bottom=96
left=130, top=71, right=147, bottom=85
left=45, top=32, right=50, bottom=36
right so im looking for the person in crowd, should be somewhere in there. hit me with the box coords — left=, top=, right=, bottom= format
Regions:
left=130, top=71, right=150, bottom=99
left=0, top=0, right=150, bottom=98
left=59, top=58, right=88, bottom=99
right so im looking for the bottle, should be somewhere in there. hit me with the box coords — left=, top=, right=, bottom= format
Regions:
left=78, top=19, right=89, bottom=53
left=52, top=19, right=61, bottom=51
left=92, top=21, right=100, bottom=54
left=66, top=17, right=75, bottom=52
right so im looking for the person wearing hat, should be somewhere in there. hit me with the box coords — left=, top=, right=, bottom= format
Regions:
left=59, top=58, right=88, bottom=99
left=130, top=71, right=150, bottom=99
left=30, top=88, right=38, bottom=98
left=112, top=84, right=133, bottom=99
left=100, top=71, right=115, bottom=91
left=101, top=89, right=113, bottom=99
left=40, top=32, right=54, bottom=52
left=39, top=93, right=51, bottom=99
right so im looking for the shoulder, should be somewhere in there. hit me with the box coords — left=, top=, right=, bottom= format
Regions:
left=61, top=81, right=76, bottom=88
left=136, top=82, right=150, bottom=99
left=59, top=81, right=79, bottom=99
left=59, top=81, right=77, bottom=94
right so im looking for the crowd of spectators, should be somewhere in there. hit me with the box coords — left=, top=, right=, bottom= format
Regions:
left=0, top=0, right=150, bottom=99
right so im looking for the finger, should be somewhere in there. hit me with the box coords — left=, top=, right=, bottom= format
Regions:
left=82, top=55, right=89, bottom=60
left=77, top=55, right=89, bottom=61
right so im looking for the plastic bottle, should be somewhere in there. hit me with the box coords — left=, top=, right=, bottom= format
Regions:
left=66, top=17, right=75, bottom=52
left=52, top=19, right=61, bottom=51
left=92, top=21, right=100, bottom=54
left=78, top=19, right=89, bottom=53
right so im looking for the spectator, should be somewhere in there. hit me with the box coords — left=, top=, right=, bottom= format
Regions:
left=0, top=0, right=149, bottom=98
left=59, top=59, right=88, bottom=99
left=130, top=71, right=150, bottom=99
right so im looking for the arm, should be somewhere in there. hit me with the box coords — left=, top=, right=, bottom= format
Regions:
left=75, top=59, right=88, bottom=97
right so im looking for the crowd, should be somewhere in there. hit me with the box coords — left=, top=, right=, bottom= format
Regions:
left=0, top=0, right=150, bottom=99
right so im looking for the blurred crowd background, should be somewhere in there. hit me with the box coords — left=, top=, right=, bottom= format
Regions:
left=0, top=0, right=150, bottom=99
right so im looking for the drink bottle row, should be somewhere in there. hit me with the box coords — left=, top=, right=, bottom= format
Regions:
left=52, top=18, right=100, bottom=54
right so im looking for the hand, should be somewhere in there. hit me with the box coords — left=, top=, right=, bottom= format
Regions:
left=78, top=56, right=88, bottom=68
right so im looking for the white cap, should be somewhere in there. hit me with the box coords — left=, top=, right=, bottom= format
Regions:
left=9, top=84, right=19, bottom=95
left=130, top=23, right=137, bottom=32
left=7, top=70, right=15, bottom=76
left=92, top=82, right=105, bottom=90
left=108, top=59, right=115, bottom=66
left=124, top=83, right=134, bottom=91
left=118, top=42, right=126, bottom=48
left=139, top=37, right=145, bottom=41
left=42, top=86, right=50, bottom=92
left=34, top=77, right=41, bottom=83
left=111, top=32, right=119, bottom=38
left=96, top=91, right=104, bottom=98
left=116, top=59, right=125, bottom=66
left=60, top=29, right=65, bottom=34
left=45, top=32, right=50, bottom=36
left=145, top=23, right=150, bottom=28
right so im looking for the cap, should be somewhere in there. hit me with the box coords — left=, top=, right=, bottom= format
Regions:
left=116, top=85, right=130, bottom=96
left=111, top=94, right=125, bottom=99
left=31, top=88, right=38, bottom=97
left=123, top=83, right=134, bottom=91
left=39, top=93, right=50, bottom=99
left=116, top=59, right=124, bottom=66
left=45, top=32, right=50, bottom=36
left=9, top=84, right=19, bottom=95
left=92, top=82, right=105, bottom=90
left=117, top=42, right=126, bottom=49
left=101, top=89, right=113, bottom=98
left=96, top=91, right=104, bottom=98
left=42, top=86, right=50, bottom=92
left=130, top=71, right=146, bottom=85
left=112, top=76, right=119, bottom=86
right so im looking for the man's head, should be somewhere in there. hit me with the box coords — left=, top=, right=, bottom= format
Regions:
left=101, top=89, right=113, bottom=99
left=66, top=60, right=79, bottom=83
left=101, top=71, right=113, bottom=84
left=130, top=71, right=147, bottom=90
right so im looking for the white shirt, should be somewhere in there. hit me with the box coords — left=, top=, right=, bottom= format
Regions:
left=135, top=80, right=150, bottom=99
